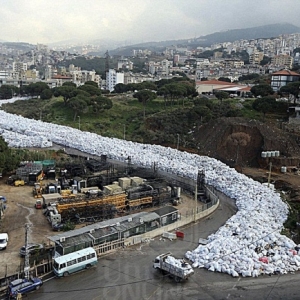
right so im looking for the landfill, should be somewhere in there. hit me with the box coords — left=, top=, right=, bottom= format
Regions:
left=0, top=110, right=299, bottom=277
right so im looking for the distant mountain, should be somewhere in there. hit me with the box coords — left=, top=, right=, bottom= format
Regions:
left=194, top=23, right=300, bottom=45
left=0, top=42, right=35, bottom=51
left=110, top=23, right=300, bottom=56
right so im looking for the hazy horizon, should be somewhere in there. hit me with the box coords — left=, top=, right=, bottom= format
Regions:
left=1, top=0, right=300, bottom=45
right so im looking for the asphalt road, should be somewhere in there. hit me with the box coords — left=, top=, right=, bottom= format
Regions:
left=22, top=196, right=300, bottom=300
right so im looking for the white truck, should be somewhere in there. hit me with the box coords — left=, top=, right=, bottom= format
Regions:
left=153, top=252, right=194, bottom=282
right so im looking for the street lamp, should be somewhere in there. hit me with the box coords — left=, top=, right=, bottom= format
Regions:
left=123, top=124, right=126, bottom=140
left=78, top=116, right=81, bottom=130
left=177, top=134, right=180, bottom=150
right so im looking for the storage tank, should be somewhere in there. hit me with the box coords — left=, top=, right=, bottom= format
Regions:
left=266, top=151, right=272, bottom=157
left=271, top=151, right=276, bottom=157
left=261, top=152, right=267, bottom=158
left=281, top=166, right=287, bottom=173
left=275, top=151, right=280, bottom=157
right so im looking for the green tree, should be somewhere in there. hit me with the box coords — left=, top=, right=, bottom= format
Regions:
left=91, top=96, right=113, bottom=115
left=68, top=96, right=88, bottom=121
left=62, top=82, right=77, bottom=88
left=84, top=81, right=98, bottom=88
left=40, top=89, right=53, bottom=100
left=252, top=96, right=276, bottom=121
left=280, top=81, right=300, bottom=104
left=0, top=85, right=18, bottom=99
left=250, top=84, right=274, bottom=97
left=133, top=90, right=156, bottom=119
left=25, top=82, right=50, bottom=98
left=215, top=91, right=229, bottom=103
left=53, top=86, right=77, bottom=106
left=218, top=77, right=231, bottom=82
left=77, top=84, right=101, bottom=97
left=114, top=83, right=128, bottom=94
left=0, top=138, right=20, bottom=175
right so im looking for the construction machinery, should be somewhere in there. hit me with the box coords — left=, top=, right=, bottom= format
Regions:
left=32, top=182, right=44, bottom=198
left=14, top=180, right=25, bottom=187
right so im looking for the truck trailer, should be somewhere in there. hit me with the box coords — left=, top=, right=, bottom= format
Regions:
left=153, top=252, right=194, bottom=282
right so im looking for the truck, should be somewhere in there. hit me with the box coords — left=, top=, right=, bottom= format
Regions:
left=153, top=252, right=194, bottom=282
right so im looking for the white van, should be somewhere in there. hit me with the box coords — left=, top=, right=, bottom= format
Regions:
left=0, top=233, right=8, bottom=250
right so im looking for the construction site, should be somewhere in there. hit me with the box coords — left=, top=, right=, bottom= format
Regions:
left=4, top=151, right=206, bottom=231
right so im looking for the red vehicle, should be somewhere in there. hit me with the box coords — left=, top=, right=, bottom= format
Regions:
left=35, top=199, right=42, bottom=209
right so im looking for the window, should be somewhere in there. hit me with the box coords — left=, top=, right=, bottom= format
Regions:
left=67, top=259, right=77, bottom=266
left=172, top=213, right=177, bottom=221
left=78, top=256, right=86, bottom=262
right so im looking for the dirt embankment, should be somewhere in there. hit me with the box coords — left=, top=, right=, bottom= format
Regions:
left=193, top=117, right=300, bottom=200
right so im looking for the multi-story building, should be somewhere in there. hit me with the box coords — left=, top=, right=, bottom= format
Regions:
left=117, top=59, right=133, bottom=70
left=270, top=70, right=300, bottom=92
left=249, top=52, right=264, bottom=65
left=271, top=54, right=293, bottom=69
left=106, top=69, right=124, bottom=92
left=70, top=69, right=99, bottom=86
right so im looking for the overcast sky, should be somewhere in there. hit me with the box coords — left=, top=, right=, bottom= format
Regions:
left=1, top=0, right=300, bottom=45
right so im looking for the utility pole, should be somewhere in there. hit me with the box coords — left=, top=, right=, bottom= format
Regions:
left=24, top=224, right=30, bottom=279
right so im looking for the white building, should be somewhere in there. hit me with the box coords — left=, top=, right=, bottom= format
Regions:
left=106, top=69, right=124, bottom=92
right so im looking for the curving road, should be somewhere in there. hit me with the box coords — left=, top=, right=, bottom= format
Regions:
left=22, top=196, right=299, bottom=300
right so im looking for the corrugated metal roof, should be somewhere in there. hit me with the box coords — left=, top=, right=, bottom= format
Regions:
left=153, top=206, right=178, bottom=216
left=48, top=211, right=149, bottom=242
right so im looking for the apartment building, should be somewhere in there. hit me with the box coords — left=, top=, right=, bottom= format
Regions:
left=106, top=69, right=124, bottom=92
left=249, top=52, right=264, bottom=65
left=271, top=54, right=293, bottom=69
left=117, top=59, right=133, bottom=70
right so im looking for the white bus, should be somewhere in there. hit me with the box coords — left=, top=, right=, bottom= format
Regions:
left=53, top=247, right=98, bottom=277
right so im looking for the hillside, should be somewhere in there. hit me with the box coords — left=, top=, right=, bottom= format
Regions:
left=111, top=23, right=300, bottom=55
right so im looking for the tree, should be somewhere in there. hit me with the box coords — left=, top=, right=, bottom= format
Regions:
left=52, top=86, right=77, bottom=106
left=62, top=82, right=77, bottom=88
left=25, top=82, right=50, bottom=98
left=280, top=81, right=300, bottom=104
left=252, top=96, right=276, bottom=121
left=91, top=96, right=113, bottom=115
left=40, top=89, right=53, bottom=100
left=133, top=90, right=156, bottom=119
left=84, top=81, right=98, bottom=88
left=113, top=83, right=128, bottom=94
left=215, top=91, right=229, bottom=103
left=0, top=85, right=18, bottom=99
left=218, top=77, right=231, bottom=83
left=226, top=132, right=251, bottom=166
left=250, top=84, right=273, bottom=97
left=68, top=96, right=88, bottom=121
left=77, top=84, right=101, bottom=97
left=0, top=137, right=20, bottom=175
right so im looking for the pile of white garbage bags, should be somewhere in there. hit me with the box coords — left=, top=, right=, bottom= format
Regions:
left=0, top=110, right=299, bottom=277
left=165, top=255, right=194, bottom=276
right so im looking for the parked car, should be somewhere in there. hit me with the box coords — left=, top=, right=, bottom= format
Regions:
left=0, top=233, right=8, bottom=250
left=52, top=223, right=65, bottom=231
left=19, top=243, right=44, bottom=257
left=0, top=196, right=6, bottom=203
left=7, top=277, right=43, bottom=299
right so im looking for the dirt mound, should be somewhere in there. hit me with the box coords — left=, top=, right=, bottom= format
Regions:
left=194, top=117, right=300, bottom=167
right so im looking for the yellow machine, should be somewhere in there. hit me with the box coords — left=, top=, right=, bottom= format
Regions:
left=32, top=182, right=44, bottom=198
left=14, top=180, right=25, bottom=187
